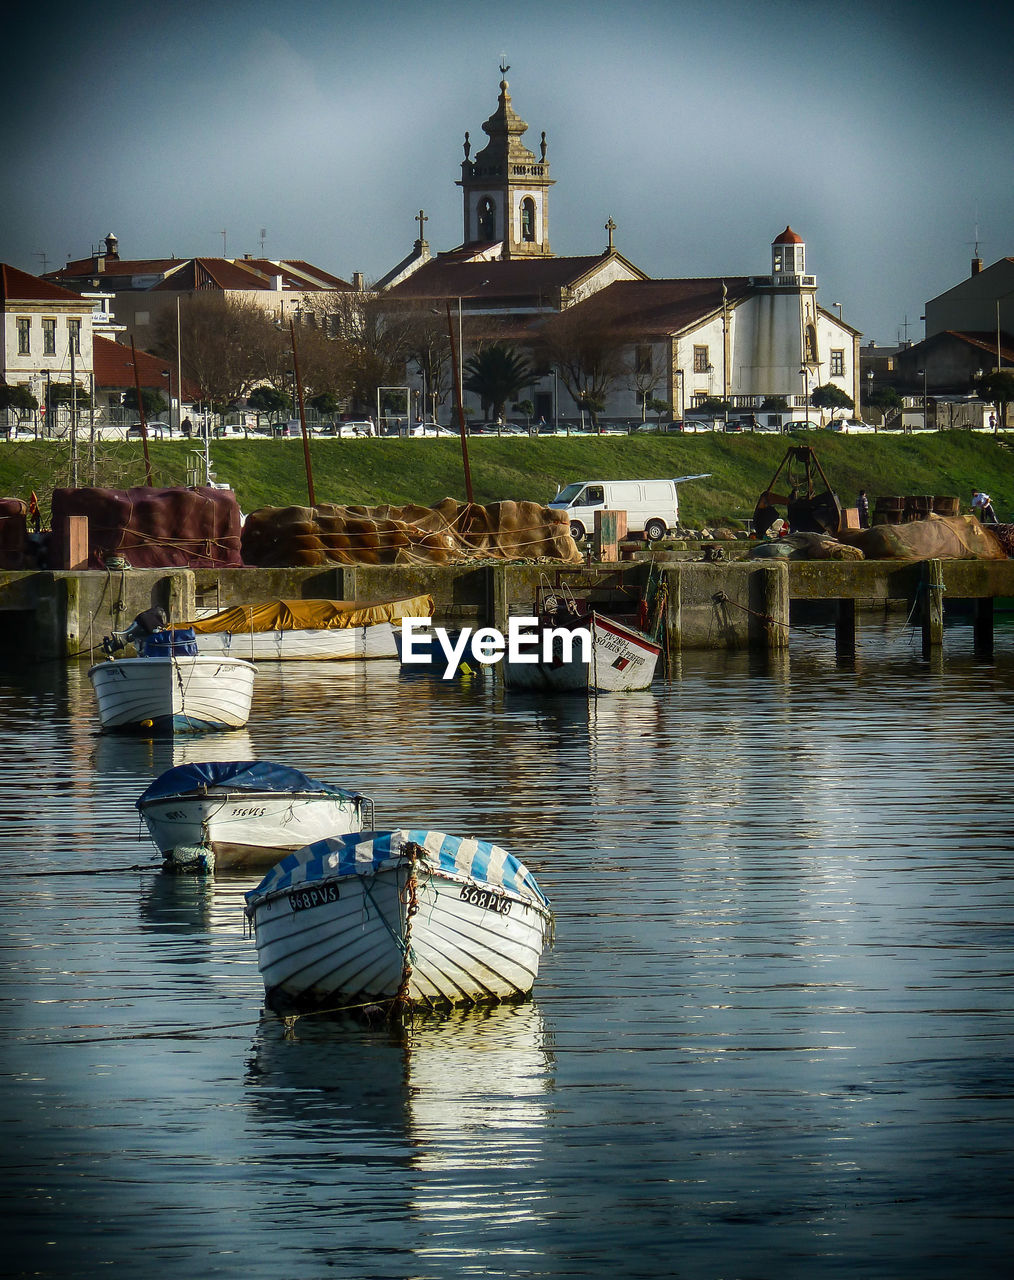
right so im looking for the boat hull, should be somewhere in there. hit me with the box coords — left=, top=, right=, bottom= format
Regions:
left=139, top=791, right=370, bottom=872
left=503, top=612, right=660, bottom=694
left=194, top=621, right=398, bottom=661
left=87, top=656, right=256, bottom=733
left=249, top=862, right=552, bottom=1012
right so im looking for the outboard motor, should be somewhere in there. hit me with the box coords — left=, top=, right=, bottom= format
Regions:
left=101, top=607, right=169, bottom=657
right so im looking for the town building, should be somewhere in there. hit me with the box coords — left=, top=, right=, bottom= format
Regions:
left=1, top=263, right=97, bottom=412
left=382, top=73, right=860, bottom=427
left=45, top=235, right=356, bottom=349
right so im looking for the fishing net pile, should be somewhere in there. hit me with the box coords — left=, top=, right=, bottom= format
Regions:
left=845, top=514, right=1006, bottom=561
left=239, top=499, right=582, bottom=566
left=0, top=498, right=28, bottom=569
left=49, top=486, right=243, bottom=569
left=749, top=514, right=1007, bottom=562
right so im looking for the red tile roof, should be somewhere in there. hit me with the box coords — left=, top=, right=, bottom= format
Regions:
left=943, top=330, right=1014, bottom=365
left=553, top=277, right=754, bottom=339
left=92, top=335, right=199, bottom=397
left=49, top=256, right=351, bottom=293
left=1, top=263, right=86, bottom=303
left=773, top=226, right=803, bottom=245
left=387, top=254, right=635, bottom=302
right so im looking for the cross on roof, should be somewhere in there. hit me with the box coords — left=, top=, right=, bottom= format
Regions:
left=416, top=209, right=428, bottom=242
left=605, top=217, right=617, bottom=252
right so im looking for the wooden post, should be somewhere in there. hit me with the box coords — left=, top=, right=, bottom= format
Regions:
left=594, top=509, right=625, bottom=561
left=751, top=562, right=789, bottom=650
left=973, top=596, right=994, bottom=658
left=921, top=558, right=944, bottom=657
left=835, top=597, right=857, bottom=658
left=65, top=515, right=89, bottom=570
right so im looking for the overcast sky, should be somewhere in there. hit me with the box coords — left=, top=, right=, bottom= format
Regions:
left=4, top=0, right=1012, bottom=344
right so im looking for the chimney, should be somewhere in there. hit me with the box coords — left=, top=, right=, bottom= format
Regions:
left=272, top=275, right=283, bottom=291
left=971, top=257, right=982, bottom=276
left=353, top=271, right=365, bottom=291
left=104, top=232, right=119, bottom=259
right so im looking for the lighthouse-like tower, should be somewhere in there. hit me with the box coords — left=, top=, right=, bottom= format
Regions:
left=457, top=68, right=554, bottom=258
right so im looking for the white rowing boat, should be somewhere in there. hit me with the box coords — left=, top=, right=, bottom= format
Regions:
left=245, top=828, right=553, bottom=1014
left=88, top=625, right=255, bottom=734
left=136, top=760, right=373, bottom=873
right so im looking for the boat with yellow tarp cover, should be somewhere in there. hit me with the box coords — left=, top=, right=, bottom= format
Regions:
left=188, top=595, right=433, bottom=661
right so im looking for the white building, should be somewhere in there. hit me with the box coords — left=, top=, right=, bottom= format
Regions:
left=1, top=263, right=96, bottom=406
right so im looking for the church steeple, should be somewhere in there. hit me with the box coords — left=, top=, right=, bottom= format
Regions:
left=457, top=69, right=554, bottom=258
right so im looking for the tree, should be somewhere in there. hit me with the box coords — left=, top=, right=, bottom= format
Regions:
left=537, top=309, right=627, bottom=427
left=513, top=398, right=535, bottom=430
left=646, top=396, right=672, bottom=428
left=46, top=381, right=92, bottom=409
left=463, top=343, right=533, bottom=423
left=810, top=383, right=854, bottom=424
left=865, top=385, right=902, bottom=428
left=761, top=395, right=788, bottom=411
left=976, top=370, right=1014, bottom=433
left=308, top=391, right=342, bottom=416
left=123, top=387, right=167, bottom=418
left=153, top=294, right=284, bottom=407
left=248, top=386, right=291, bottom=420
left=0, top=384, right=38, bottom=412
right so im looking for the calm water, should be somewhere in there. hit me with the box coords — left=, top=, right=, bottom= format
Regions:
left=1, top=621, right=1013, bottom=1279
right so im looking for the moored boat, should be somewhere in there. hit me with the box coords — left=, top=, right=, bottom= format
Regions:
left=88, top=613, right=255, bottom=734
left=245, top=828, right=553, bottom=1015
left=136, top=760, right=374, bottom=873
left=187, top=595, right=433, bottom=661
left=502, top=609, right=660, bottom=694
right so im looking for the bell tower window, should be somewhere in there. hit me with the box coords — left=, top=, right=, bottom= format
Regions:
left=478, top=197, right=497, bottom=240
left=521, top=197, right=536, bottom=242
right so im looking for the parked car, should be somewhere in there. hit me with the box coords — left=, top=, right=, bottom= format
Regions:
left=829, top=419, right=875, bottom=434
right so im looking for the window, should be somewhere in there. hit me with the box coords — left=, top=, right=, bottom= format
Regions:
left=42, top=318, right=56, bottom=355
left=17, top=317, right=30, bottom=355
left=830, top=349, right=844, bottom=377
left=636, top=344, right=653, bottom=376
left=693, top=345, right=710, bottom=374
left=477, top=197, right=496, bottom=239
left=521, top=197, right=536, bottom=241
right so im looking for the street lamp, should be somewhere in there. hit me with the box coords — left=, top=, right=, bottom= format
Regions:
left=832, top=301, right=843, bottom=321
left=866, top=368, right=875, bottom=433
left=917, top=368, right=928, bottom=430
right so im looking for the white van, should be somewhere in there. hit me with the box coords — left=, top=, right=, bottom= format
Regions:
left=549, top=475, right=710, bottom=541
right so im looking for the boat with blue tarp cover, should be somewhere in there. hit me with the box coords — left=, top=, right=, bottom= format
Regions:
left=245, top=828, right=553, bottom=1014
left=136, top=760, right=373, bottom=874
left=88, top=612, right=255, bottom=735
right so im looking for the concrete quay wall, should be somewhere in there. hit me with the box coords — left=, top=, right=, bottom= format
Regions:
left=1, top=557, right=1012, bottom=664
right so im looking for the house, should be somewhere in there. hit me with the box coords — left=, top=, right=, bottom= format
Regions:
left=1, top=263, right=96, bottom=418
left=92, top=334, right=200, bottom=426
left=45, top=236, right=357, bottom=348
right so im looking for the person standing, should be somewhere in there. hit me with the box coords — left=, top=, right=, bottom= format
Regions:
left=857, top=489, right=870, bottom=529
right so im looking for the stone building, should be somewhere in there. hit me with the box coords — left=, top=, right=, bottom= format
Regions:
left=382, top=73, right=861, bottom=426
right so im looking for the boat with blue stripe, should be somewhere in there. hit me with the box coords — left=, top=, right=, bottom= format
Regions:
left=245, top=828, right=553, bottom=1015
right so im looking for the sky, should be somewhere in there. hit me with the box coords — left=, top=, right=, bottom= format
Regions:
left=4, top=0, right=1013, bottom=346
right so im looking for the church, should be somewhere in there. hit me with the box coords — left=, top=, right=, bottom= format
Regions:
left=382, top=71, right=861, bottom=427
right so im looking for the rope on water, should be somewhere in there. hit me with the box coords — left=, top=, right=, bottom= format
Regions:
left=6, top=864, right=161, bottom=877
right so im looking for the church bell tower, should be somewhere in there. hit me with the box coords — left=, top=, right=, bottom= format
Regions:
left=458, top=68, right=554, bottom=258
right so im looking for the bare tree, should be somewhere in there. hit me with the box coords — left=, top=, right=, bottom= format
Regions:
left=153, top=294, right=283, bottom=408
left=537, top=308, right=629, bottom=422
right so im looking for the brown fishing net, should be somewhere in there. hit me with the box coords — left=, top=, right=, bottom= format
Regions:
left=239, top=499, right=582, bottom=567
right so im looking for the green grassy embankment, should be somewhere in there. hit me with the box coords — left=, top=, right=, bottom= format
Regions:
left=2, top=431, right=1012, bottom=529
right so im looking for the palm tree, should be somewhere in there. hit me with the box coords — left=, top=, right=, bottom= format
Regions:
left=463, top=344, right=532, bottom=423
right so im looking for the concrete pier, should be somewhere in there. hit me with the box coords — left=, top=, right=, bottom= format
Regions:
left=1, top=554, right=1012, bottom=664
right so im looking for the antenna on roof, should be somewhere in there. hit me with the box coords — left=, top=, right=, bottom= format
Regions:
left=259, top=228, right=267, bottom=254
left=35, top=251, right=49, bottom=274
left=220, top=229, right=227, bottom=256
